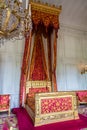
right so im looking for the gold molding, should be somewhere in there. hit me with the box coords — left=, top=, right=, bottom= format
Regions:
left=26, top=80, right=51, bottom=88
left=26, top=80, right=51, bottom=93
left=30, top=1, right=62, bottom=16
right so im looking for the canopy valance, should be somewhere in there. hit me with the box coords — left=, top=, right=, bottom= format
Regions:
left=30, top=1, right=62, bottom=30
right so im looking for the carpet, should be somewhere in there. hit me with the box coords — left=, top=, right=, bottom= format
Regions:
left=78, top=105, right=87, bottom=118
left=0, top=114, right=18, bottom=130
left=12, top=107, right=33, bottom=130
left=12, top=107, right=87, bottom=130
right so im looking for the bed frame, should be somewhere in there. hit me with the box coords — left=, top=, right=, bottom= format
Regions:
left=25, top=81, right=79, bottom=126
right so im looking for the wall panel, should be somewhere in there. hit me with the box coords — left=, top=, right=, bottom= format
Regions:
left=0, top=39, right=24, bottom=108
left=57, top=26, right=87, bottom=91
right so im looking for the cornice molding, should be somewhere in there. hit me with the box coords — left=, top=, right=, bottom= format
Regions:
left=59, top=23, right=87, bottom=33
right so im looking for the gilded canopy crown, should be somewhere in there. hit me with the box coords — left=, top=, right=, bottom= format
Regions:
left=30, top=0, right=62, bottom=15
left=30, top=0, right=62, bottom=29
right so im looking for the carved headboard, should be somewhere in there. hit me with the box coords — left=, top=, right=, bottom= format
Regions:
left=26, top=80, right=51, bottom=94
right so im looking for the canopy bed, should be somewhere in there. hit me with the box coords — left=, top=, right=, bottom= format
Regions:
left=19, top=0, right=79, bottom=126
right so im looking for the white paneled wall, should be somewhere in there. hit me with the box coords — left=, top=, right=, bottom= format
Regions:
left=0, top=39, right=25, bottom=108
left=57, top=26, right=87, bottom=91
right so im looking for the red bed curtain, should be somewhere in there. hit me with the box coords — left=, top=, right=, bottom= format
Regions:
left=19, top=6, right=60, bottom=106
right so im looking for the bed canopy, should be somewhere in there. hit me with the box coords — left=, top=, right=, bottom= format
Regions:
left=19, top=0, right=62, bottom=106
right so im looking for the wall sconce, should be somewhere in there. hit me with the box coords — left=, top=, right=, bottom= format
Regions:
left=79, top=64, right=87, bottom=74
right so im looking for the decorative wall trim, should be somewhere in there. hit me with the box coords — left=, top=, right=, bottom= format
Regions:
left=60, top=23, right=87, bottom=33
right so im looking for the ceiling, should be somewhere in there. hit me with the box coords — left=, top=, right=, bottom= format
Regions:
left=35, top=0, right=87, bottom=31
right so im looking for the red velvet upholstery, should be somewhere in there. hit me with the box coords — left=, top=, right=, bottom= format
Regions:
left=76, top=91, right=87, bottom=103
left=0, top=94, right=10, bottom=113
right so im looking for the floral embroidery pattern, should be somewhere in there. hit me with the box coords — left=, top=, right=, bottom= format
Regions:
left=27, top=87, right=49, bottom=98
left=41, top=97, right=72, bottom=114
left=0, top=95, right=10, bottom=110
